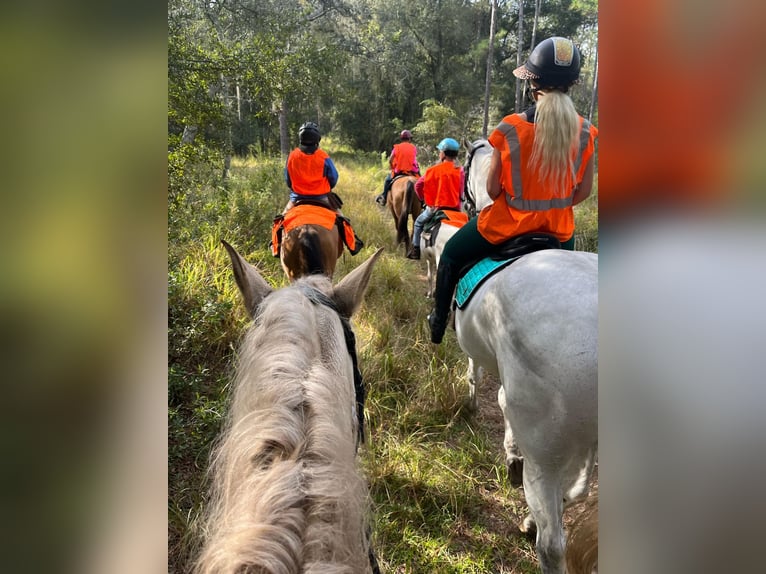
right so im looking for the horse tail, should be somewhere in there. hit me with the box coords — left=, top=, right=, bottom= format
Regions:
left=565, top=493, right=598, bottom=574
left=396, top=181, right=413, bottom=246
left=300, top=226, right=326, bottom=275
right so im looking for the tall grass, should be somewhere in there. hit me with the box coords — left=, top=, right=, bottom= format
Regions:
left=168, top=144, right=598, bottom=573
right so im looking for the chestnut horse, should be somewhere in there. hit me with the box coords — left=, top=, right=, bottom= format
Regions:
left=280, top=223, right=343, bottom=281
left=386, top=174, right=421, bottom=254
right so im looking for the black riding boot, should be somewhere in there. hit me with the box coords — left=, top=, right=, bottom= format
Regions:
left=428, top=262, right=461, bottom=344
left=376, top=178, right=392, bottom=205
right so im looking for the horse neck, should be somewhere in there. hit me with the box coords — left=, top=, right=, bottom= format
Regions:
left=232, top=288, right=352, bottom=429
left=197, top=286, right=370, bottom=573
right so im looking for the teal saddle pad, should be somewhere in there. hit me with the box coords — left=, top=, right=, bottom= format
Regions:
left=455, top=256, right=520, bottom=309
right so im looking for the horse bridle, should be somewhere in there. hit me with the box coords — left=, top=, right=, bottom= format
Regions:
left=463, top=141, right=487, bottom=218
left=296, top=284, right=367, bottom=449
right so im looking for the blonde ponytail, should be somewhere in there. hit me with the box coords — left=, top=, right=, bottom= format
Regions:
left=530, top=90, right=579, bottom=197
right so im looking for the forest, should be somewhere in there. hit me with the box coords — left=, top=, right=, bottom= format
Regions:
left=169, top=1, right=598, bottom=572
left=169, top=0, right=597, bottom=180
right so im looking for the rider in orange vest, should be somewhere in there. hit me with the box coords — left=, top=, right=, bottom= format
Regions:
left=284, top=122, right=340, bottom=212
left=428, top=37, right=598, bottom=344
left=407, top=138, right=464, bottom=260
left=375, top=129, right=421, bottom=206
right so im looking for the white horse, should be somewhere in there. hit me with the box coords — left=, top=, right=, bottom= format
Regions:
left=422, top=220, right=460, bottom=299
left=455, top=249, right=598, bottom=574
left=194, top=242, right=383, bottom=574
left=463, top=139, right=493, bottom=216
left=459, top=138, right=598, bottom=573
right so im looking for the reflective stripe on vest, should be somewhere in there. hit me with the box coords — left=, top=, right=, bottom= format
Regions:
left=498, top=118, right=592, bottom=211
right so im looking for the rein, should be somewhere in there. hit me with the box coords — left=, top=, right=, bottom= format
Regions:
left=297, top=284, right=367, bottom=449
left=463, top=141, right=486, bottom=218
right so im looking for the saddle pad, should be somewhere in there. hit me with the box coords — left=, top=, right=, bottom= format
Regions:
left=271, top=205, right=363, bottom=256
left=283, top=204, right=337, bottom=232
left=455, top=256, right=520, bottom=309
left=441, top=210, right=469, bottom=228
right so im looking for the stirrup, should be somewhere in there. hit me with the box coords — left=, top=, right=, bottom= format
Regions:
left=375, top=194, right=386, bottom=206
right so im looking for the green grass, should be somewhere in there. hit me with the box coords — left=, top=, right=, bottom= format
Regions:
left=168, top=148, right=598, bottom=573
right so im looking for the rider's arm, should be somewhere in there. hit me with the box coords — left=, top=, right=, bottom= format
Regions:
left=414, top=176, right=425, bottom=202
left=324, top=158, right=339, bottom=189
left=487, top=148, right=503, bottom=200
left=572, top=156, right=594, bottom=206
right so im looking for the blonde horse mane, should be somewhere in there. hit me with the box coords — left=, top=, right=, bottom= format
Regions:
left=194, top=273, right=373, bottom=574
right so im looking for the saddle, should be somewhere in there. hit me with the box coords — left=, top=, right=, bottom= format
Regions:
left=421, top=209, right=469, bottom=247
left=455, top=233, right=561, bottom=309
left=270, top=203, right=364, bottom=257
left=392, top=172, right=417, bottom=182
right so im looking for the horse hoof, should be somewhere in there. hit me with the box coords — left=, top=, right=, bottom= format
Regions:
left=520, top=514, right=537, bottom=538
left=507, top=459, right=523, bottom=488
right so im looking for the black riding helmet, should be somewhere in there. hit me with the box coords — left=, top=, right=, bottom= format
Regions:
left=513, top=37, right=581, bottom=89
left=298, top=121, right=321, bottom=146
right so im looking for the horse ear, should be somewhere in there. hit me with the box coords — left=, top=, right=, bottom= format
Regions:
left=464, top=138, right=473, bottom=153
left=332, top=247, right=384, bottom=319
left=221, top=240, right=273, bottom=319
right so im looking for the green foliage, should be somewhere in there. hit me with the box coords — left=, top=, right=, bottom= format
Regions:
left=169, top=0, right=597, bottom=156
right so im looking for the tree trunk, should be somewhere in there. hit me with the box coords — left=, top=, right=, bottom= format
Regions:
left=180, top=125, right=198, bottom=145
left=514, top=0, right=524, bottom=112
left=482, top=0, right=497, bottom=138
left=278, top=99, right=290, bottom=158
left=236, top=83, right=242, bottom=122
left=530, top=0, right=541, bottom=51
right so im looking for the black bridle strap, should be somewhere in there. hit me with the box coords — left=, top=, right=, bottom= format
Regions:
left=298, top=284, right=366, bottom=448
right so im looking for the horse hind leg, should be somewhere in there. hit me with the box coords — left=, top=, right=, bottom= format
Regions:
left=498, top=384, right=523, bottom=487
left=522, top=463, right=567, bottom=574
left=396, top=210, right=411, bottom=252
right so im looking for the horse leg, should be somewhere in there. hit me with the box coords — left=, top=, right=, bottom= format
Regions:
left=465, top=358, right=482, bottom=412
left=425, top=252, right=435, bottom=298
left=521, top=461, right=567, bottom=574
left=563, top=446, right=597, bottom=509
left=497, top=384, right=523, bottom=487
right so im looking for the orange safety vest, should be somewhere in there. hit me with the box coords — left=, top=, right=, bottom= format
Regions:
left=286, top=148, right=332, bottom=196
left=423, top=161, right=463, bottom=209
left=478, top=113, right=598, bottom=244
left=390, top=142, right=418, bottom=175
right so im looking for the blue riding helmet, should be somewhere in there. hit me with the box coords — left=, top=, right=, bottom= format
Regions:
left=437, top=138, right=460, bottom=152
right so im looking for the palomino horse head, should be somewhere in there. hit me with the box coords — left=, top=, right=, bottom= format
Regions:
left=194, top=242, right=383, bottom=574
left=387, top=174, right=421, bottom=254
left=281, top=223, right=344, bottom=282
left=455, top=249, right=598, bottom=574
